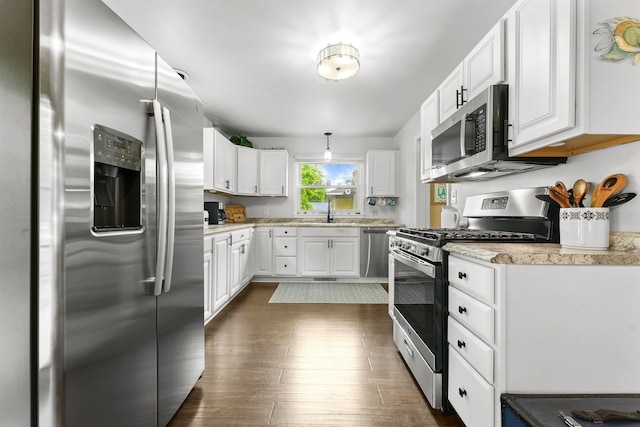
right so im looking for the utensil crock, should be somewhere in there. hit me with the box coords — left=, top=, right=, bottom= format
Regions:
left=559, top=207, right=610, bottom=250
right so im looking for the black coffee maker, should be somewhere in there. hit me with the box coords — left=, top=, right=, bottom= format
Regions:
left=204, top=202, right=227, bottom=225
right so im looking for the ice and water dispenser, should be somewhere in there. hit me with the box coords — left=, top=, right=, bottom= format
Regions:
left=92, top=125, right=142, bottom=232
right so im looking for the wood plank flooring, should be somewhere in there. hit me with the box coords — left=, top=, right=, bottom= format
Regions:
left=168, top=283, right=464, bottom=426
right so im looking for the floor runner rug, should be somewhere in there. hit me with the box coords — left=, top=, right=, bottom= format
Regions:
left=269, top=282, right=388, bottom=304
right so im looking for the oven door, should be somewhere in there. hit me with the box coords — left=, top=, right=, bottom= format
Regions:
left=390, top=249, right=443, bottom=371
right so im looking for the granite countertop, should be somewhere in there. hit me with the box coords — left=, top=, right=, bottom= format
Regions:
left=205, top=218, right=404, bottom=235
left=444, top=232, right=640, bottom=265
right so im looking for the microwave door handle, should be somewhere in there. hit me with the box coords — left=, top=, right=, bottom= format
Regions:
left=459, top=113, right=468, bottom=157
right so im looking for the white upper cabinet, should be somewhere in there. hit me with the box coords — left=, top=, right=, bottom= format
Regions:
left=203, top=128, right=237, bottom=193
left=366, top=150, right=397, bottom=197
left=237, top=146, right=259, bottom=195
left=438, top=63, right=465, bottom=122
left=506, top=0, right=575, bottom=150
left=438, top=20, right=505, bottom=122
left=259, top=150, right=288, bottom=196
left=420, top=91, right=440, bottom=182
left=466, top=19, right=505, bottom=100
left=507, top=0, right=640, bottom=156
left=204, top=129, right=288, bottom=197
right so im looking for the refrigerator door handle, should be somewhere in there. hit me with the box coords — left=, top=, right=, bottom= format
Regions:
left=162, top=106, right=176, bottom=293
left=153, top=100, right=168, bottom=296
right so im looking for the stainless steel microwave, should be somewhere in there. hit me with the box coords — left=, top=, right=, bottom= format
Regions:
left=429, top=84, right=565, bottom=181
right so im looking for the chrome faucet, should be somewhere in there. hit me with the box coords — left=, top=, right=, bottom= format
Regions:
left=327, top=198, right=333, bottom=223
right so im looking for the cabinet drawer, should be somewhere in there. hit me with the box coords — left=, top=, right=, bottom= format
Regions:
left=274, top=237, right=296, bottom=256
left=273, top=227, right=297, bottom=237
left=449, top=286, right=494, bottom=343
left=448, top=344, right=494, bottom=427
left=230, top=228, right=251, bottom=243
left=448, top=256, right=495, bottom=304
left=275, top=257, right=297, bottom=275
left=448, top=316, right=494, bottom=383
left=393, top=321, right=441, bottom=409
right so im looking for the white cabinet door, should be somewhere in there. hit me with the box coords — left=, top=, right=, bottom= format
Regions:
left=211, top=129, right=238, bottom=193
left=437, top=20, right=504, bottom=123
left=253, top=228, right=273, bottom=276
left=507, top=0, right=575, bottom=148
left=203, top=236, right=213, bottom=324
left=366, top=150, right=397, bottom=197
left=299, top=238, right=331, bottom=276
left=438, top=63, right=465, bottom=122
left=420, top=92, right=439, bottom=182
left=237, top=146, right=259, bottom=195
left=465, top=19, right=505, bottom=101
left=331, top=239, right=359, bottom=276
left=299, top=237, right=358, bottom=276
left=230, top=241, right=243, bottom=297
left=259, top=150, right=288, bottom=196
left=213, top=233, right=230, bottom=313
left=242, top=229, right=254, bottom=283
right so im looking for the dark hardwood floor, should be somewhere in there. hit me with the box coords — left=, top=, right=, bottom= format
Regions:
left=168, top=282, right=464, bottom=426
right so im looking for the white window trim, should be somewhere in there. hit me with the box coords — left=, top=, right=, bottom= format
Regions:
left=293, top=155, right=364, bottom=218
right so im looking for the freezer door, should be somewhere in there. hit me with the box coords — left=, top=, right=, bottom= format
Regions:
left=155, top=53, right=205, bottom=426
left=0, top=1, right=36, bottom=425
left=63, top=1, right=157, bottom=425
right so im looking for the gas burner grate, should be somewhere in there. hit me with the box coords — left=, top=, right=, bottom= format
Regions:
left=398, top=227, right=538, bottom=246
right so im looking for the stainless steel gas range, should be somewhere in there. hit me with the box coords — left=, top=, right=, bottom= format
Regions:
left=388, top=188, right=559, bottom=413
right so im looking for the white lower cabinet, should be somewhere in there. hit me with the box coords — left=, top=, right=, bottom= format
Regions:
left=203, top=235, right=214, bottom=324
left=273, top=228, right=297, bottom=276
left=253, top=227, right=273, bottom=276
left=212, top=233, right=230, bottom=317
left=205, top=227, right=254, bottom=323
left=298, top=228, right=359, bottom=277
left=448, top=346, right=494, bottom=427
left=446, top=253, right=640, bottom=427
left=230, top=229, right=252, bottom=297
left=254, top=226, right=360, bottom=278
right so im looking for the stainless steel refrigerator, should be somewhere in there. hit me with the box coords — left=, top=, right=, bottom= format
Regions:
left=0, top=0, right=205, bottom=425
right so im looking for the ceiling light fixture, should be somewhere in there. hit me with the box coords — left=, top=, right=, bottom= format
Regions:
left=324, top=132, right=332, bottom=162
left=317, top=43, right=360, bottom=81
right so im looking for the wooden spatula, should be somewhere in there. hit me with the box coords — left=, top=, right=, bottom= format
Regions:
left=591, top=174, right=627, bottom=207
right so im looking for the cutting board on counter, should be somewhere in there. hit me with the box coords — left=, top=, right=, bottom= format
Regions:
left=225, top=205, right=246, bottom=223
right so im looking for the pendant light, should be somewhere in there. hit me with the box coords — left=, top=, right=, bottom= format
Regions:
left=323, top=132, right=332, bottom=162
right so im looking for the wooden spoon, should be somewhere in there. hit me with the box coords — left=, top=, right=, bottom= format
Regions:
left=572, top=179, right=589, bottom=207
left=548, top=186, right=571, bottom=208
left=591, top=174, right=627, bottom=207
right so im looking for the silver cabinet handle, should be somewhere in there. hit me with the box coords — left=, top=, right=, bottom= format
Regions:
left=281, top=185, right=284, bottom=194
left=269, top=229, right=272, bottom=238
left=254, top=185, right=258, bottom=193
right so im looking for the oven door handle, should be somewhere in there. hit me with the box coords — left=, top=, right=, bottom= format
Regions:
left=390, top=249, right=436, bottom=278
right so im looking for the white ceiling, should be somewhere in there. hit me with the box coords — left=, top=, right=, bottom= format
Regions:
left=103, top=0, right=516, bottom=138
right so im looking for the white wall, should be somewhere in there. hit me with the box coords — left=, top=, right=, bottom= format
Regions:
left=393, top=111, right=423, bottom=227
left=226, top=136, right=398, bottom=219
left=450, top=139, right=640, bottom=232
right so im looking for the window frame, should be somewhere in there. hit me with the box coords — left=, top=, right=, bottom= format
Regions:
left=293, top=156, right=364, bottom=218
